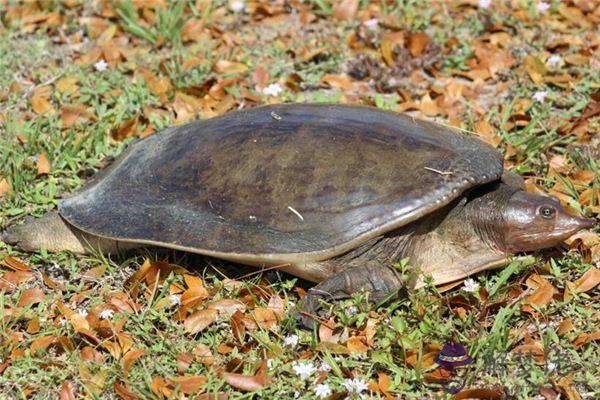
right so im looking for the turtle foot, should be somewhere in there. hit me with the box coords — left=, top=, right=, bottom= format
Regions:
left=297, top=262, right=407, bottom=329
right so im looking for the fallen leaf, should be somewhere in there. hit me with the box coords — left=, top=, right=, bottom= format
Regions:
left=557, top=318, right=574, bottom=335
left=522, top=279, right=557, bottom=309
left=333, top=0, right=359, bottom=21
left=184, top=308, right=218, bottom=334
left=346, top=336, right=368, bottom=352
left=30, top=335, right=55, bottom=355
left=452, top=388, right=504, bottom=399
left=31, top=95, right=54, bottom=114
left=35, top=152, right=52, bottom=175
left=214, top=60, right=247, bottom=74
left=123, top=349, right=146, bottom=376
left=194, top=343, right=214, bottom=366
left=0, top=177, right=11, bottom=197
left=407, top=32, right=431, bottom=57
left=18, top=287, right=45, bottom=307
left=59, top=381, right=77, bottom=400
left=174, top=375, right=207, bottom=394
left=222, top=372, right=269, bottom=392
left=571, top=267, right=600, bottom=293
left=111, top=116, right=138, bottom=141
left=114, top=381, right=141, bottom=400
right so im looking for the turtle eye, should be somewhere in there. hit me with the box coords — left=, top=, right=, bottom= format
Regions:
left=538, top=205, right=556, bottom=219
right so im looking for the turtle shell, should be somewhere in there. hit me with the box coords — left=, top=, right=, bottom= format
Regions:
left=59, top=104, right=503, bottom=265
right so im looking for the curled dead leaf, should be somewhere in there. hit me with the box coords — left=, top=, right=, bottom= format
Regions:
left=571, top=267, right=600, bottom=293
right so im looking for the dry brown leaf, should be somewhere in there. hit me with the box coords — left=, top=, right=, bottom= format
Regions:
left=31, top=95, right=54, bottom=114
left=36, top=152, right=52, bottom=175
left=231, top=310, right=246, bottom=342
left=572, top=331, right=600, bottom=349
left=111, top=116, right=139, bottom=141
left=524, top=55, right=547, bottom=84
left=474, top=120, right=502, bottom=147
left=174, top=375, right=207, bottom=394
left=346, top=336, right=368, bottom=352
left=571, top=267, right=600, bottom=293
left=30, top=335, right=55, bottom=355
left=184, top=308, right=218, bottom=334
left=522, top=279, right=557, bottom=309
left=83, top=265, right=106, bottom=279
left=0, top=177, right=11, bottom=198
left=322, top=74, right=355, bottom=90
left=558, top=318, right=575, bottom=335
left=380, top=32, right=404, bottom=66
left=512, top=343, right=545, bottom=363
left=407, top=32, right=431, bottom=57
left=150, top=376, right=171, bottom=399
left=114, top=381, right=141, bottom=400
left=452, top=388, right=504, bottom=399
left=55, top=77, right=79, bottom=95
left=18, top=287, right=45, bottom=307
left=377, top=372, right=392, bottom=398
left=194, top=343, right=214, bottom=366
left=123, top=349, right=146, bottom=377
left=563, top=54, right=589, bottom=66
left=252, top=307, right=278, bottom=330
left=61, top=104, right=93, bottom=127
left=252, top=66, right=269, bottom=90
left=214, top=60, right=247, bottom=74
left=419, top=93, right=439, bottom=116
left=332, top=0, right=359, bottom=21
left=222, top=372, right=269, bottom=392
left=59, top=381, right=77, bottom=400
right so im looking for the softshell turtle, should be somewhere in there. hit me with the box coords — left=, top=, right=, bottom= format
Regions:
left=2, top=104, right=595, bottom=325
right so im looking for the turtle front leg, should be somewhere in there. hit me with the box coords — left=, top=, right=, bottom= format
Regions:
left=298, top=261, right=407, bottom=328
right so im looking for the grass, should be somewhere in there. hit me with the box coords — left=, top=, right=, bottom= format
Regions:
left=0, top=1, right=599, bottom=399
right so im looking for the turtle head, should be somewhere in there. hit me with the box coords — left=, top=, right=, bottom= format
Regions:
left=502, top=190, right=595, bottom=252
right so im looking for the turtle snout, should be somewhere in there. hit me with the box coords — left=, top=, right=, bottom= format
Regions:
left=575, top=216, right=596, bottom=230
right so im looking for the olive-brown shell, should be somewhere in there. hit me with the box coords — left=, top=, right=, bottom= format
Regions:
left=59, top=104, right=503, bottom=265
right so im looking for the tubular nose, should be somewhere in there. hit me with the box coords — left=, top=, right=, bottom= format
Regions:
left=577, top=217, right=596, bottom=230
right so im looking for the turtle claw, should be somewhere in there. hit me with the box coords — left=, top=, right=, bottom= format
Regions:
left=296, top=263, right=407, bottom=329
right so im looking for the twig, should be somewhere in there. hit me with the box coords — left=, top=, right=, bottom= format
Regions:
left=424, top=167, right=453, bottom=176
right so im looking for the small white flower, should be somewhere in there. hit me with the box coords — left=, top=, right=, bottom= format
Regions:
left=77, top=309, right=88, bottom=318
left=547, top=362, right=557, bottom=372
left=59, top=318, right=68, bottom=326
left=169, top=294, right=181, bottom=306
left=230, top=1, right=245, bottom=12
left=363, top=19, right=379, bottom=29
left=314, top=383, right=332, bottom=398
left=267, top=359, right=274, bottom=369
left=547, top=54, right=562, bottom=67
left=478, top=0, right=492, bottom=9
left=284, top=334, right=299, bottom=347
left=532, top=91, right=548, bottom=102
left=293, top=391, right=300, bottom=398
left=319, top=361, right=332, bottom=372
left=262, top=83, right=283, bottom=97
left=343, top=378, right=369, bottom=394
left=94, top=59, right=108, bottom=72
left=99, top=309, right=114, bottom=320
left=536, top=2, right=550, bottom=12
left=292, top=361, right=317, bottom=380
left=345, top=306, right=358, bottom=314
left=463, top=278, right=480, bottom=293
